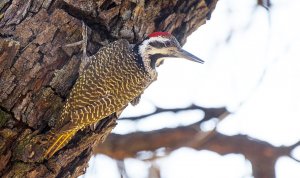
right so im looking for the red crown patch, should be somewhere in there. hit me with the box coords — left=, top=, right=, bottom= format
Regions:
left=148, top=32, right=171, bottom=38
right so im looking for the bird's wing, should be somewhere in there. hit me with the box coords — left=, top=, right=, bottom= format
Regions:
left=57, top=39, right=150, bottom=129
left=69, top=93, right=116, bottom=126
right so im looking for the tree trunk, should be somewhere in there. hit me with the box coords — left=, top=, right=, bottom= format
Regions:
left=0, top=0, right=218, bottom=177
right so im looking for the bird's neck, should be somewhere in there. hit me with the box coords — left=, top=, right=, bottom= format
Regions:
left=133, top=43, right=158, bottom=80
left=133, top=43, right=154, bottom=70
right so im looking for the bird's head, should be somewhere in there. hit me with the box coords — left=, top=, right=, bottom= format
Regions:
left=135, top=32, right=204, bottom=71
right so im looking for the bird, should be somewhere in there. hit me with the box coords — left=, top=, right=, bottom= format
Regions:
left=44, top=26, right=204, bottom=159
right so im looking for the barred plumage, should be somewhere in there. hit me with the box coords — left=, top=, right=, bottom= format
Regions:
left=45, top=40, right=155, bottom=158
left=44, top=30, right=203, bottom=158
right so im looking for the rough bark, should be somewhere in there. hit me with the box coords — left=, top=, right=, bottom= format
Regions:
left=0, top=0, right=218, bottom=177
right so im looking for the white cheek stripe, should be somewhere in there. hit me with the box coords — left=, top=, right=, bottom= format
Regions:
left=138, top=36, right=169, bottom=57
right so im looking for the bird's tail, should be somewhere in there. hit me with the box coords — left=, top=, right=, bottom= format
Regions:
left=44, top=129, right=77, bottom=159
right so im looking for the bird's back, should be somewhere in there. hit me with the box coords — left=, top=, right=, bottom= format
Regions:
left=57, top=39, right=153, bottom=131
left=44, top=30, right=202, bottom=159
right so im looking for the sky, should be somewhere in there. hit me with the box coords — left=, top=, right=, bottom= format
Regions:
left=82, top=0, right=300, bottom=177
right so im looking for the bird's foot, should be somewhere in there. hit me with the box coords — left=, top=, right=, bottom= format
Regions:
left=89, top=122, right=99, bottom=131
left=130, top=95, right=141, bottom=106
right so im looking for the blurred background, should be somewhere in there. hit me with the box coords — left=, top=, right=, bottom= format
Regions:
left=82, top=0, right=300, bottom=177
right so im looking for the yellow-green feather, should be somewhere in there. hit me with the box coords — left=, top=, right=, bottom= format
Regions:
left=44, top=40, right=154, bottom=158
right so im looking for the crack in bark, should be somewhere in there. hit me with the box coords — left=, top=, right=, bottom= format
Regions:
left=45, top=85, right=66, bottom=100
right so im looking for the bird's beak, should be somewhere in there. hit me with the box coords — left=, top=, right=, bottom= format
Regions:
left=174, top=49, right=204, bottom=64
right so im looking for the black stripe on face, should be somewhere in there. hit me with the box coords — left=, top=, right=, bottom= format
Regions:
left=149, top=41, right=172, bottom=48
left=133, top=44, right=146, bottom=70
left=149, top=54, right=167, bottom=68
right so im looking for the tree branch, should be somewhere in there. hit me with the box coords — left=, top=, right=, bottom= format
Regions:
left=96, top=122, right=299, bottom=178
left=120, top=104, right=228, bottom=123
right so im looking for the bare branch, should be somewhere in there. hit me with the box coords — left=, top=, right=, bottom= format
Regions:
left=120, top=104, right=228, bottom=123
left=96, top=124, right=297, bottom=178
